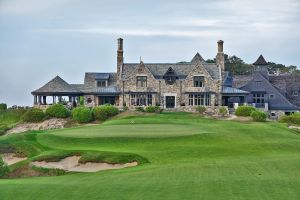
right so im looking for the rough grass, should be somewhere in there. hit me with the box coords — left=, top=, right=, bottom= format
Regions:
left=0, top=112, right=300, bottom=200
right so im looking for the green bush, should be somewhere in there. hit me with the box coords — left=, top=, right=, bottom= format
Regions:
left=93, top=105, right=119, bottom=121
left=135, top=107, right=145, bottom=112
left=235, top=106, right=256, bottom=116
left=0, top=157, right=9, bottom=177
left=196, top=106, right=206, bottom=115
left=72, top=107, right=93, bottom=123
left=0, top=124, right=9, bottom=136
left=22, top=108, right=46, bottom=122
left=251, top=110, right=267, bottom=122
left=0, top=103, right=7, bottom=110
left=145, top=106, right=161, bottom=113
left=219, top=106, right=228, bottom=117
left=45, top=104, right=69, bottom=118
left=279, top=113, right=300, bottom=125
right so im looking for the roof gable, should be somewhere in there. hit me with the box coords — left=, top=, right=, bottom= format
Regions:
left=191, top=53, right=205, bottom=63
left=253, top=55, right=268, bottom=65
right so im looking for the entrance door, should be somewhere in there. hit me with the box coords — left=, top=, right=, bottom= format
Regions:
left=165, top=96, right=175, bottom=108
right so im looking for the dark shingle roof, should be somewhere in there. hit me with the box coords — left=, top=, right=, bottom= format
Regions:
left=82, top=72, right=119, bottom=94
left=32, top=76, right=82, bottom=95
left=253, top=55, right=268, bottom=65
left=95, top=73, right=110, bottom=80
left=222, top=86, right=249, bottom=94
left=122, top=61, right=220, bottom=80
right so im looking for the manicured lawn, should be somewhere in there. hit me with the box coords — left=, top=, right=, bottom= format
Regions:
left=1, top=112, right=300, bottom=200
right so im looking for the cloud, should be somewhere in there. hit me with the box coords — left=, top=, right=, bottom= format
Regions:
left=0, top=0, right=70, bottom=14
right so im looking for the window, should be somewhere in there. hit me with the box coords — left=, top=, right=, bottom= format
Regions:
left=97, top=80, right=106, bottom=87
left=136, top=76, right=147, bottom=87
left=253, top=93, right=265, bottom=104
left=87, top=98, right=92, bottom=103
left=292, top=91, right=299, bottom=96
left=269, top=94, right=275, bottom=99
left=130, top=94, right=152, bottom=106
left=194, top=76, right=204, bottom=87
left=188, top=94, right=210, bottom=106
left=255, top=81, right=263, bottom=87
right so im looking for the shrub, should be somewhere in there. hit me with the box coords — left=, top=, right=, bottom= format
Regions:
left=196, top=106, right=206, bottom=115
left=22, top=108, right=46, bottom=122
left=0, top=124, right=9, bottom=136
left=235, top=106, right=256, bottom=116
left=45, top=104, right=69, bottom=118
left=0, top=103, right=7, bottom=110
left=0, top=157, right=9, bottom=177
left=219, top=106, right=228, bottom=117
left=279, top=113, right=300, bottom=125
left=145, top=106, right=161, bottom=113
left=135, top=106, right=145, bottom=112
left=93, top=105, right=119, bottom=121
left=251, top=110, right=267, bottom=122
left=72, top=107, right=93, bottom=123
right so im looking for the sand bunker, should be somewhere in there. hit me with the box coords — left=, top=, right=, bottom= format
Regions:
left=31, top=156, right=138, bottom=172
left=1, top=153, right=27, bottom=165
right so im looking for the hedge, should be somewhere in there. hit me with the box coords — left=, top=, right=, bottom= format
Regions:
left=235, top=106, right=256, bottom=116
left=135, top=107, right=145, bottom=112
left=45, top=104, right=69, bottom=118
left=72, top=107, right=93, bottom=123
left=93, top=105, right=119, bottom=121
left=279, top=113, right=300, bottom=125
left=219, top=106, right=228, bottom=117
left=22, top=108, right=46, bottom=122
left=251, top=110, right=267, bottom=122
left=195, top=106, right=206, bottom=115
left=145, top=106, right=161, bottom=113
left=0, top=103, right=7, bottom=110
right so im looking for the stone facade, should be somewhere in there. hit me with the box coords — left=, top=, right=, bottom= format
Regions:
left=32, top=38, right=299, bottom=116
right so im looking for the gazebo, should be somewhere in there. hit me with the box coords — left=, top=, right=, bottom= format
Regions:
left=31, top=76, right=83, bottom=108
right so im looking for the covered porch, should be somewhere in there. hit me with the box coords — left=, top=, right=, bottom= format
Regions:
left=222, top=86, right=249, bottom=109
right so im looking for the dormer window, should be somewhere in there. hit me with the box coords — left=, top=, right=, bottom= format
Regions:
left=97, top=80, right=107, bottom=87
left=194, top=76, right=204, bottom=87
left=292, top=91, right=299, bottom=96
left=136, top=76, right=147, bottom=87
left=163, top=67, right=177, bottom=85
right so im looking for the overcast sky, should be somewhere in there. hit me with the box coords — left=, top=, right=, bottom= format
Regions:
left=0, top=0, right=300, bottom=106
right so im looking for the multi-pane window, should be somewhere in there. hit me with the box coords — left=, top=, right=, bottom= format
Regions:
left=292, top=91, right=299, bottom=96
left=253, top=93, right=265, bottom=104
left=188, top=94, right=211, bottom=106
left=194, top=76, right=204, bottom=87
left=136, top=76, right=147, bottom=87
left=97, top=80, right=106, bottom=87
left=130, top=94, right=152, bottom=106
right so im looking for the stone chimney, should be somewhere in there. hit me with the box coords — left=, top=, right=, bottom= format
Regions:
left=216, top=40, right=224, bottom=107
left=216, top=40, right=225, bottom=72
left=117, top=38, right=124, bottom=77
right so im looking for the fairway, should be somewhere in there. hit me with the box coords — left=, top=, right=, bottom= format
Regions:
left=1, top=112, right=300, bottom=200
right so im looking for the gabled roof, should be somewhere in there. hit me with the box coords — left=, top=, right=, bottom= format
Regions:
left=122, top=62, right=220, bottom=80
left=253, top=55, right=268, bottom=65
left=32, top=76, right=82, bottom=95
left=191, top=53, right=205, bottom=63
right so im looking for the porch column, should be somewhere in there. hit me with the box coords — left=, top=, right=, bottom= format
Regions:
left=53, top=96, right=55, bottom=104
left=43, top=96, right=47, bottom=105
left=38, top=96, right=42, bottom=104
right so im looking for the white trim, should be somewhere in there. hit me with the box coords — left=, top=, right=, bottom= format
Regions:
left=164, top=93, right=177, bottom=109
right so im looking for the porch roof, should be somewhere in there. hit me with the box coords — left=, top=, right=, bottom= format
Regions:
left=222, top=86, right=249, bottom=95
